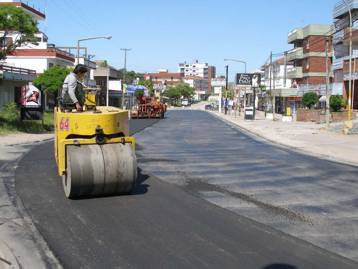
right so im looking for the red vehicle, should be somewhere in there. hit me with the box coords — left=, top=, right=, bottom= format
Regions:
left=131, top=96, right=167, bottom=119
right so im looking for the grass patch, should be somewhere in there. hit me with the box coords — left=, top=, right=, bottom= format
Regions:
left=0, top=103, right=54, bottom=136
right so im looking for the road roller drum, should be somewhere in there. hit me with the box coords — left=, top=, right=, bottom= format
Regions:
left=63, top=143, right=137, bottom=198
left=54, top=98, right=137, bottom=199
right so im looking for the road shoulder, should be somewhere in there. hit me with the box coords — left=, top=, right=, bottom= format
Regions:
left=0, top=133, right=61, bottom=268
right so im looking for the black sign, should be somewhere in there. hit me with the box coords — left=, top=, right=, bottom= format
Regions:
left=236, top=73, right=252, bottom=85
left=236, top=73, right=261, bottom=87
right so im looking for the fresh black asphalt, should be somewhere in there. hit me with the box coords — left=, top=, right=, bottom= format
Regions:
left=14, top=112, right=358, bottom=269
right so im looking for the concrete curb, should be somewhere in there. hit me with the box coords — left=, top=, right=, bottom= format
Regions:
left=205, top=110, right=358, bottom=168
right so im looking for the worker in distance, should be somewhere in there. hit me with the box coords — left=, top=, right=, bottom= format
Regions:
left=61, top=64, right=89, bottom=112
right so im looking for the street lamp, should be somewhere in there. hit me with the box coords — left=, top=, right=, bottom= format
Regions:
left=76, top=36, right=112, bottom=64
left=342, top=0, right=353, bottom=133
left=224, top=58, right=248, bottom=110
left=224, top=58, right=247, bottom=73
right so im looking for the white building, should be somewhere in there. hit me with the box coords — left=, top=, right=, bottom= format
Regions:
left=179, top=61, right=210, bottom=78
left=178, top=60, right=216, bottom=100
left=0, top=1, right=75, bottom=73
left=261, top=57, right=293, bottom=89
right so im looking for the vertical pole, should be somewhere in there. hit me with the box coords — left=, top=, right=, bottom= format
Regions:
left=122, top=50, right=127, bottom=109
left=76, top=40, right=80, bottom=65
left=344, top=2, right=353, bottom=133
left=284, top=51, right=287, bottom=88
left=225, top=65, right=228, bottom=98
left=325, top=37, right=331, bottom=128
left=106, top=73, right=109, bottom=106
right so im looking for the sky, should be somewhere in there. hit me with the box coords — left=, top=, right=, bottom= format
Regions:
left=29, top=0, right=339, bottom=80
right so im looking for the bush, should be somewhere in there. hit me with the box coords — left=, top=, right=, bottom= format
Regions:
left=0, top=102, right=20, bottom=122
left=302, top=92, right=319, bottom=109
left=330, top=95, right=345, bottom=112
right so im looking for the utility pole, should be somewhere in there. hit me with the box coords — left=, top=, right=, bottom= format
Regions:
left=121, top=48, right=131, bottom=109
left=283, top=51, right=287, bottom=88
left=325, top=37, right=331, bottom=129
left=343, top=0, right=353, bottom=133
left=225, top=65, right=229, bottom=97
left=270, top=51, right=275, bottom=119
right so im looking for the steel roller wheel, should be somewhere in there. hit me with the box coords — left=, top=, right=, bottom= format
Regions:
left=62, top=143, right=137, bottom=199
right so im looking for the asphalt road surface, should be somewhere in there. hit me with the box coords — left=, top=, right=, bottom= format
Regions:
left=15, top=113, right=358, bottom=269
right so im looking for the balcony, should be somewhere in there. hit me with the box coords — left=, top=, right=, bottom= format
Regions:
left=287, top=47, right=304, bottom=62
left=333, top=30, right=345, bottom=45
left=288, top=29, right=303, bottom=43
left=343, top=27, right=358, bottom=45
left=287, top=67, right=303, bottom=79
left=288, top=24, right=333, bottom=43
left=0, top=64, right=36, bottom=81
left=333, top=0, right=358, bottom=19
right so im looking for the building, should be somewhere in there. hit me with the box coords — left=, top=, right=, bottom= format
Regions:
left=144, top=70, right=183, bottom=92
left=333, top=0, right=358, bottom=109
left=0, top=1, right=75, bottom=73
left=287, top=24, right=333, bottom=91
left=282, top=24, right=333, bottom=115
left=93, top=61, right=121, bottom=106
left=0, top=64, right=36, bottom=109
left=183, top=76, right=209, bottom=101
left=178, top=60, right=216, bottom=99
left=261, top=58, right=294, bottom=113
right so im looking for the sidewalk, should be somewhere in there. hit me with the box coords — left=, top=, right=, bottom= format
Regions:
left=0, top=132, right=59, bottom=268
left=194, top=103, right=358, bottom=166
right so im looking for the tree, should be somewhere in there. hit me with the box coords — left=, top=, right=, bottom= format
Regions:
left=118, top=69, right=144, bottom=84
left=330, top=95, right=345, bottom=112
left=138, top=79, right=154, bottom=96
left=163, top=83, right=195, bottom=105
left=176, top=83, right=195, bottom=99
left=163, top=86, right=181, bottom=104
left=302, top=92, right=319, bottom=109
left=0, top=5, right=38, bottom=60
left=34, top=66, right=71, bottom=93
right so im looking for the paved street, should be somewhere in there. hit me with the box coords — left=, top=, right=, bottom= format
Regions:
left=13, top=111, right=358, bottom=268
left=136, top=110, right=358, bottom=261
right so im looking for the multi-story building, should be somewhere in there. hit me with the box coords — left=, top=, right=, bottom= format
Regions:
left=284, top=24, right=333, bottom=114
left=287, top=24, right=333, bottom=90
left=183, top=76, right=209, bottom=101
left=0, top=1, right=75, bottom=73
left=144, top=70, right=183, bottom=92
left=333, top=0, right=358, bottom=109
left=261, top=57, right=294, bottom=113
left=178, top=60, right=216, bottom=99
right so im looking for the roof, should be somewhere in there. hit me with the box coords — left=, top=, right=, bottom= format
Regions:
left=9, top=48, right=74, bottom=62
left=145, top=72, right=183, bottom=79
left=0, top=1, right=46, bottom=20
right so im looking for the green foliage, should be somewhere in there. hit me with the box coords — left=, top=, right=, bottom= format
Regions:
left=223, top=90, right=234, bottom=99
left=302, top=92, right=319, bottom=109
left=98, top=60, right=108, bottom=67
left=119, top=69, right=144, bottom=84
left=330, top=95, right=345, bottom=112
left=138, top=79, right=154, bottom=96
left=0, top=102, right=19, bottom=121
left=34, top=66, right=71, bottom=93
left=135, top=90, right=144, bottom=97
left=0, top=5, right=38, bottom=60
left=0, top=104, right=53, bottom=135
left=163, top=83, right=195, bottom=105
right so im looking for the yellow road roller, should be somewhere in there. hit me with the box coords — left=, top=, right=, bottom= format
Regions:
left=54, top=89, right=137, bottom=198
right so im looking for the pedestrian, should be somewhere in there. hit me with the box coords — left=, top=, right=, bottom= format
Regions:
left=228, top=99, right=234, bottom=115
